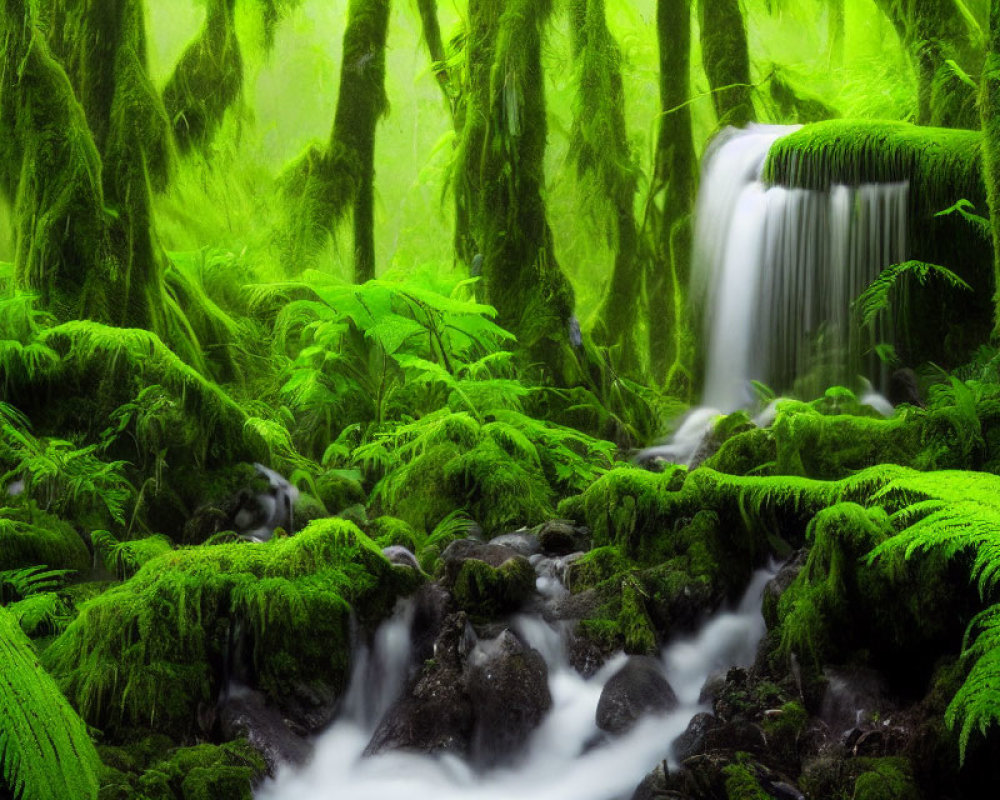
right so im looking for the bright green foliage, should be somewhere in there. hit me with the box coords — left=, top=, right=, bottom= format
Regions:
left=764, top=121, right=984, bottom=219
left=91, top=530, right=174, bottom=580
left=858, top=261, right=973, bottom=330
left=98, top=738, right=266, bottom=800
left=852, top=757, right=921, bottom=800
left=722, top=758, right=770, bottom=800
left=0, top=605, right=101, bottom=800
left=0, top=508, right=90, bottom=573
left=44, top=519, right=413, bottom=735
left=983, top=1, right=1000, bottom=336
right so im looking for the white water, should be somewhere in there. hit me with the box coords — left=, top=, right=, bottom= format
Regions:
left=257, top=566, right=777, bottom=800
left=639, top=125, right=905, bottom=466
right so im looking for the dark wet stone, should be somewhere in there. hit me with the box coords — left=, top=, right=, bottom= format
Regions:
left=762, top=550, right=807, bottom=630
left=536, top=519, right=590, bottom=556
left=596, top=656, right=678, bottom=735
left=468, top=629, right=552, bottom=766
left=490, top=531, right=541, bottom=557
left=219, top=688, right=312, bottom=774
left=382, top=545, right=421, bottom=571
left=672, top=712, right=721, bottom=762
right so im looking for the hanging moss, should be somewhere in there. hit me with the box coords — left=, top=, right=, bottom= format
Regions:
left=44, top=519, right=415, bottom=737
left=162, top=0, right=243, bottom=155
left=982, top=2, right=1000, bottom=336
left=698, top=0, right=756, bottom=127
left=0, top=508, right=90, bottom=574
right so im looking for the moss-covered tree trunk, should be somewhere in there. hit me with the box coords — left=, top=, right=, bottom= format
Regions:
left=648, top=0, right=697, bottom=393
left=1, top=0, right=171, bottom=328
left=983, top=0, right=1000, bottom=335
left=162, top=0, right=243, bottom=155
left=874, top=0, right=982, bottom=128
left=331, top=0, right=391, bottom=283
left=569, top=0, right=642, bottom=376
left=459, top=0, right=577, bottom=378
left=698, top=0, right=755, bottom=127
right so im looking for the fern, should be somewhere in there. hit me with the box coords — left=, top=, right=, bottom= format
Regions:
left=0, top=606, right=100, bottom=800
left=856, top=260, right=972, bottom=330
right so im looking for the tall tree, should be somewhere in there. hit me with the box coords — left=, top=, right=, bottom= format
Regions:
left=569, top=0, right=642, bottom=375
left=698, top=0, right=756, bottom=127
left=983, top=0, right=1000, bottom=334
left=873, top=0, right=983, bottom=128
left=458, top=0, right=577, bottom=377
left=648, top=0, right=697, bottom=392
left=1, top=0, right=172, bottom=328
left=277, top=0, right=391, bottom=282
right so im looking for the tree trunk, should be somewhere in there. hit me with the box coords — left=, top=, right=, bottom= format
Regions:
left=162, top=0, right=243, bottom=155
left=331, top=0, right=391, bottom=283
left=569, top=0, right=642, bottom=376
left=648, top=0, right=697, bottom=393
left=460, top=0, right=577, bottom=378
left=874, top=0, right=982, bottom=128
left=698, top=0, right=755, bottom=127
left=982, top=0, right=1000, bottom=335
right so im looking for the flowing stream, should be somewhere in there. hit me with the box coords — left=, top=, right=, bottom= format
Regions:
left=257, top=566, right=777, bottom=800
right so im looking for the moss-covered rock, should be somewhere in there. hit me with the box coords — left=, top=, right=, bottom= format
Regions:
left=0, top=507, right=90, bottom=573
left=439, top=541, right=536, bottom=621
left=45, top=519, right=418, bottom=738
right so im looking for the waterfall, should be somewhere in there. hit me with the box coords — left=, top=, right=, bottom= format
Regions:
left=695, top=125, right=909, bottom=413
left=256, top=567, right=778, bottom=800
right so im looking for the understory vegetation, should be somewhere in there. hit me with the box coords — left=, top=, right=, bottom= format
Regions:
left=3, top=1, right=1000, bottom=799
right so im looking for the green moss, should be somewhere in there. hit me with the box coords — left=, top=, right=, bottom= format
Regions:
left=699, top=0, right=755, bottom=128
left=763, top=121, right=983, bottom=217
left=0, top=508, right=89, bottom=573
left=449, top=555, right=535, bottom=621
left=568, top=546, right=630, bottom=593
left=852, top=757, right=921, bottom=800
left=369, top=516, right=418, bottom=551
left=722, top=757, right=769, bottom=800
left=761, top=700, right=808, bottom=768
left=44, top=519, right=415, bottom=737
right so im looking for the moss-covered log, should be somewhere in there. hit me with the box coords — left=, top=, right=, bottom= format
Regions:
left=458, top=0, right=577, bottom=378
left=698, top=0, right=755, bottom=127
left=569, top=0, right=642, bottom=375
left=649, top=0, right=697, bottom=393
left=162, top=0, right=243, bottom=155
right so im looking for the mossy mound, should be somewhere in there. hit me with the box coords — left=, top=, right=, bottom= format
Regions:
left=0, top=507, right=90, bottom=573
left=98, top=738, right=266, bottom=800
left=44, top=519, right=419, bottom=738
left=449, top=556, right=536, bottom=621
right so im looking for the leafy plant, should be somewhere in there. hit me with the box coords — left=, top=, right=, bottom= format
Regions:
left=856, top=260, right=972, bottom=330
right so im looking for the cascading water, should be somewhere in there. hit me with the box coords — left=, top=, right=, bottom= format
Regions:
left=256, top=565, right=777, bottom=800
left=641, top=125, right=907, bottom=465
left=696, top=125, right=908, bottom=412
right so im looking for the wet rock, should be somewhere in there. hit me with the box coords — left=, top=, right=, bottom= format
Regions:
left=536, top=519, right=590, bottom=556
left=364, top=612, right=474, bottom=758
left=219, top=687, right=312, bottom=774
left=672, top=712, right=722, bottom=762
left=468, top=629, right=552, bottom=766
left=596, top=656, right=678, bottom=735
left=698, top=672, right=728, bottom=705
left=410, top=583, right=454, bottom=664
left=381, top=545, right=421, bottom=571
left=440, top=539, right=536, bottom=620
left=889, top=368, right=924, bottom=408
left=490, top=531, right=541, bottom=557
left=630, top=761, right=676, bottom=800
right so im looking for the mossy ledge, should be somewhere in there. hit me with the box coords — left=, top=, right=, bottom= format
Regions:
left=763, top=120, right=984, bottom=214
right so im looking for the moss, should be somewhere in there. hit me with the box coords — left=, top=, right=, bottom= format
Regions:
left=568, top=546, right=630, bottom=593
left=761, top=700, right=808, bottom=768
left=369, top=516, right=418, bottom=552
left=98, top=739, right=265, bottom=800
left=721, top=758, right=769, bottom=800
left=852, top=757, right=921, bottom=800
left=44, top=519, right=415, bottom=738
left=162, top=0, right=243, bottom=155
left=0, top=508, right=90, bottom=573
left=449, top=555, right=535, bottom=621
left=763, top=121, right=983, bottom=219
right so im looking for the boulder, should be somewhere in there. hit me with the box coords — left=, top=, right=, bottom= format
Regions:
left=536, top=519, right=590, bottom=556
left=467, top=629, right=552, bottom=765
left=440, top=539, right=536, bottom=620
left=596, top=656, right=678, bottom=735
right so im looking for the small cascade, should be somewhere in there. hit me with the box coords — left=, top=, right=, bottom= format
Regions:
left=256, top=564, right=778, bottom=800
left=696, top=125, right=909, bottom=412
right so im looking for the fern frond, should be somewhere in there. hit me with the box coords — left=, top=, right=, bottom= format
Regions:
left=0, top=606, right=100, bottom=800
